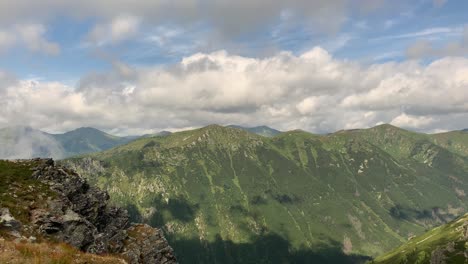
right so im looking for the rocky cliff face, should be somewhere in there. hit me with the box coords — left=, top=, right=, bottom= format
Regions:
left=0, top=158, right=177, bottom=264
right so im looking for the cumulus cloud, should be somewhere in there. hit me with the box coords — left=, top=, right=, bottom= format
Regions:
left=391, top=113, right=434, bottom=128
left=0, top=24, right=60, bottom=55
left=0, top=47, right=467, bottom=134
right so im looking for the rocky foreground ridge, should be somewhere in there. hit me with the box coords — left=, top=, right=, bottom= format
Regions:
left=0, top=158, right=177, bottom=264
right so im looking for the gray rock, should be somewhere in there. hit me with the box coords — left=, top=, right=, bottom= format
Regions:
left=27, top=158, right=177, bottom=263
left=122, top=224, right=177, bottom=264
left=0, top=208, right=22, bottom=231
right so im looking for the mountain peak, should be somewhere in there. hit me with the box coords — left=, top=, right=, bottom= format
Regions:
left=203, top=124, right=225, bottom=130
left=226, top=125, right=281, bottom=137
left=66, top=127, right=106, bottom=135
left=372, top=123, right=402, bottom=130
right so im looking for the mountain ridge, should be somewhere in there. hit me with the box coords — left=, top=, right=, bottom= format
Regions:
left=226, top=124, right=282, bottom=137
left=0, top=126, right=134, bottom=159
left=64, top=123, right=468, bottom=263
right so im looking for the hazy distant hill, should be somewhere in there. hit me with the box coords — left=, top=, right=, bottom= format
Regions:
left=227, top=125, right=281, bottom=137
left=0, top=126, right=134, bottom=159
left=65, top=124, right=468, bottom=263
left=0, top=126, right=64, bottom=159
left=52, top=127, right=133, bottom=157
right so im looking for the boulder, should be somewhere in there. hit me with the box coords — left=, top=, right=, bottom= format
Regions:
left=0, top=207, right=22, bottom=231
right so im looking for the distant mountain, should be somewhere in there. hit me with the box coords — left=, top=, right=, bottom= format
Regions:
left=372, top=213, right=468, bottom=264
left=64, top=124, right=468, bottom=263
left=0, top=126, right=64, bottom=159
left=0, top=126, right=134, bottom=159
left=52, top=127, right=133, bottom=157
left=463, top=128, right=468, bottom=132
left=227, top=125, right=281, bottom=137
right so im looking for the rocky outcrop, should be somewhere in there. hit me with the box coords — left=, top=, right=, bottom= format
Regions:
left=0, top=208, right=22, bottom=237
left=1, top=158, right=177, bottom=264
left=122, top=224, right=177, bottom=263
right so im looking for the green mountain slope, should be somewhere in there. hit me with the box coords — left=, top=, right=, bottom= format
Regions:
left=63, top=124, right=468, bottom=263
left=371, top=213, right=468, bottom=264
left=52, top=127, right=133, bottom=157
left=430, top=130, right=468, bottom=158
left=227, top=125, right=281, bottom=137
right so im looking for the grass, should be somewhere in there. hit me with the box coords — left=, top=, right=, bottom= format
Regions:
left=0, top=160, right=56, bottom=226
left=0, top=239, right=124, bottom=264
left=0, top=160, right=127, bottom=263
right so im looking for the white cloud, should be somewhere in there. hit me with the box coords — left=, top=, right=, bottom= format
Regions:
left=0, top=47, right=467, bottom=134
left=0, top=0, right=404, bottom=39
left=0, top=24, right=60, bottom=55
left=0, top=30, right=15, bottom=52
left=391, top=113, right=435, bottom=129
left=16, top=24, right=60, bottom=55
left=374, top=26, right=463, bottom=41
left=87, top=15, right=141, bottom=45
left=406, top=26, right=468, bottom=58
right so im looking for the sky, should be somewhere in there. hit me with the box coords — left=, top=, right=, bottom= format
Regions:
left=0, top=0, right=467, bottom=135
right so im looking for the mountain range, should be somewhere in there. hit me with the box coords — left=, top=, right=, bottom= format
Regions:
left=62, top=124, right=468, bottom=263
left=0, top=126, right=132, bottom=159
left=0, top=125, right=281, bottom=159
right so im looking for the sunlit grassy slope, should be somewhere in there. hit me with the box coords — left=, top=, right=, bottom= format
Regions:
left=371, top=213, right=467, bottom=264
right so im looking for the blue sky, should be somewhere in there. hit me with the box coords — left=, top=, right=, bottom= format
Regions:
left=0, top=0, right=466, bottom=81
left=0, top=0, right=467, bottom=134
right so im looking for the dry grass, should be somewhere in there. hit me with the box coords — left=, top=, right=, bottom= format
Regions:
left=0, top=239, right=126, bottom=264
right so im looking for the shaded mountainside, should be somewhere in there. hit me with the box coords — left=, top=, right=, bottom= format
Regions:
left=227, top=125, right=281, bottom=137
left=371, top=213, right=468, bottom=264
left=0, top=159, right=177, bottom=264
left=64, top=124, right=468, bottom=263
left=0, top=126, right=134, bottom=159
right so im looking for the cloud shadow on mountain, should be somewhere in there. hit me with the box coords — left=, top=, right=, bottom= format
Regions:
left=167, top=232, right=372, bottom=264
